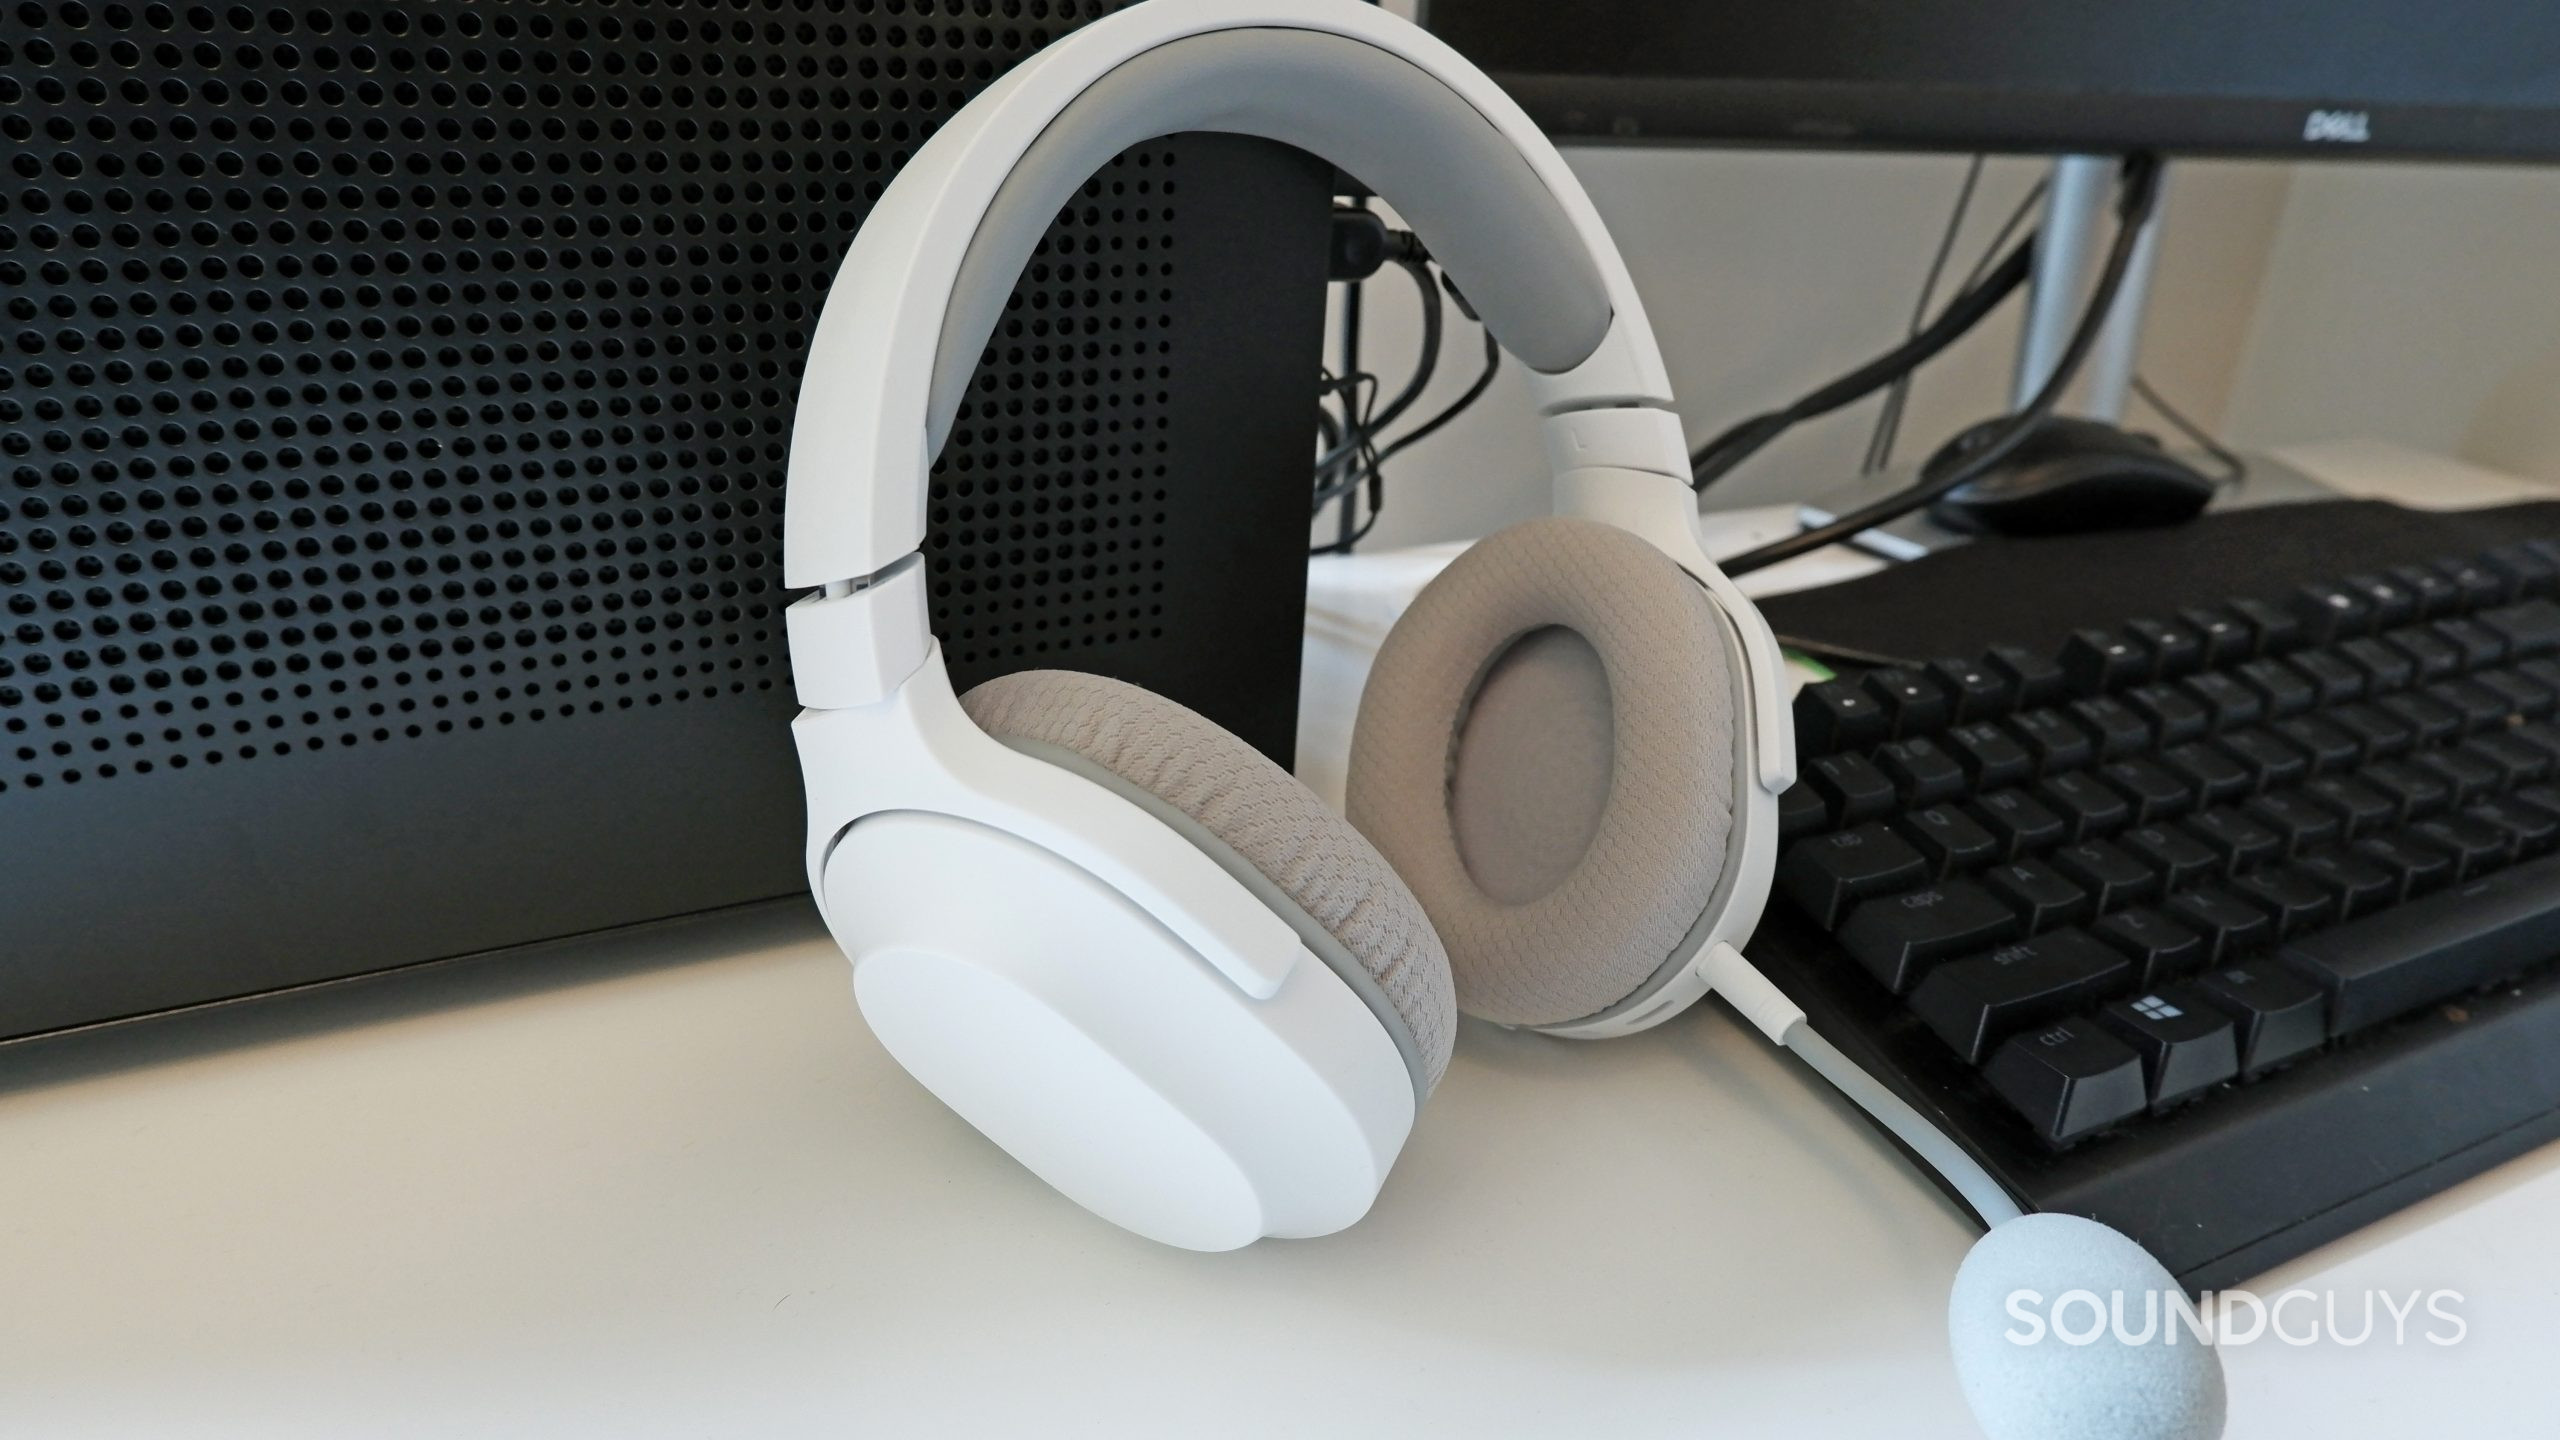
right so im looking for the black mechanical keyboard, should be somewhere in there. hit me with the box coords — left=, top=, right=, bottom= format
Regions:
left=1756, top=538, right=2560, bottom=1287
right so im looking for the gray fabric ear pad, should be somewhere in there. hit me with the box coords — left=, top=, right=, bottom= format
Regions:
left=960, top=669, right=1457, bottom=1095
left=1345, top=516, right=1740, bottom=1028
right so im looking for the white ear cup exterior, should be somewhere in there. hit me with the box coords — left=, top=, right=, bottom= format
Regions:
left=800, top=650, right=1416, bottom=1249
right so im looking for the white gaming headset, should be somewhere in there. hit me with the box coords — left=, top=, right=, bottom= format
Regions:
left=783, top=0, right=1791, bottom=1249
left=781, top=4, right=2224, bottom=1436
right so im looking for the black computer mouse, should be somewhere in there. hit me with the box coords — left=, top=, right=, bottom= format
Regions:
left=1924, top=415, right=2217, bottom=537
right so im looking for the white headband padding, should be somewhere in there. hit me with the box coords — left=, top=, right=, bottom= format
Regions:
left=932, top=26, right=1615, bottom=458
left=1347, top=517, right=1739, bottom=1027
left=962, top=668, right=1457, bottom=1093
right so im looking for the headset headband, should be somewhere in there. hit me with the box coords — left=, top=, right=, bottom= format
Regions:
left=781, top=0, right=1682, bottom=592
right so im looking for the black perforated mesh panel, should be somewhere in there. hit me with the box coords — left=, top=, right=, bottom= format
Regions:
left=0, top=1, right=1330, bottom=1039
left=0, top=0, right=1207, bottom=797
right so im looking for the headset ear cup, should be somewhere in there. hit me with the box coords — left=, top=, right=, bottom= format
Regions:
left=961, top=669, right=1457, bottom=1092
left=1347, top=516, right=1744, bottom=1028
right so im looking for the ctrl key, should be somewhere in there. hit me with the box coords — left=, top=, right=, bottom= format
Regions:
left=1983, top=1017, right=2148, bottom=1146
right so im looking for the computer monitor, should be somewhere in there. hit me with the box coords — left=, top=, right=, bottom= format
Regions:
left=1419, top=0, right=2560, bottom=159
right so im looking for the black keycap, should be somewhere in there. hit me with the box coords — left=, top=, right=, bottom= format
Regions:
left=2219, top=728, right=2310, bottom=790
left=2226, top=598, right=2306, bottom=655
left=2181, top=671, right=2266, bottom=731
left=2376, top=691, right=2462, bottom=746
left=2007, top=709, right=2096, bottom=774
left=2102, top=758, right=2194, bottom=824
left=1984, top=644, right=2070, bottom=709
left=2345, top=572, right=2420, bottom=627
left=2432, top=555, right=2513, bottom=609
left=1927, top=656, right=2015, bottom=723
left=2431, top=617, right=2509, bottom=669
left=2290, top=847, right=2399, bottom=919
left=1983, top=1016, right=2149, bottom=1146
left=2471, top=732, right=2553, bottom=786
left=2330, top=701, right=2415, bottom=759
left=2232, top=659, right=2316, bottom=719
left=2120, top=824, right=2220, bottom=890
left=2165, top=886, right=2274, bottom=963
left=2099, top=984, right=2239, bottom=1111
left=2361, top=759, right=2451, bottom=820
left=2038, top=772, right=2132, bottom=839
left=2352, top=832, right=2456, bottom=899
left=1945, top=721, right=2035, bottom=789
left=1806, top=752, right=1896, bottom=824
left=2409, top=745, right=2502, bottom=805
left=1863, top=666, right=1953, bottom=737
left=2483, top=543, right=2560, bottom=600
left=2387, top=627, right=2463, bottom=683
left=2472, top=667, right=2556, bottom=720
left=1896, top=804, right=2004, bottom=874
left=2230, top=866, right=2338, bottom=937
left=2521, top=658, right=2560, bottom=700
left=2162, top=741, right=2251, bottom=804
left=2465, top=797, right=2560, bottom=858
left=2052, top=839, right=2155, bottom=911
left=2339, top=636, right=2418, bottom=692
left=1779, top=782, right=1831, bottom=839
left=2177, top=606, right=2256, bottom=666
left=2194, top=961, right=2328, bottom=1077
left=2125, top=619, right=2204, bottom=678
left=2293, top=580, right=2375, bottom=641
left=1877, top=736, right=1968, bottom=804
left=2514, top=721, right=2560, bottom=765
left=2068, top=696, right=2152, bottom=759
left=2125, top=683, right=2212, bottom=745
left=2244, top=790, right=2343, bottom=856
left=2095, top=906, right=2207, bottom=987
left=2271, top=715, right=2362, bottom=774
left=2184, top=808, right=2282, bottom=873
left=2516, top=784, right=2560, bottom=822
left=2061, top=628, right=2152, bottom=694
left=2410, top=814, right=2515, bottom=879
left=1779, top=823, right=1932, bottom=928
left=1792, top=678, right=1891, bottom=754
left=2479, top=599, right=2560, bottom=659
left=1839, top=881, right=2021, bottom=994
left=2424, top=678, right=2514, bottom=734
left=2277, top=849, right=2560, bottom=1035
left=2299, top=774, right=2395, bottom=838
left=1972, top=789, right=2069, bottom=857
left=2289, top=649, right=2366, bottom=704
left=1984, top=857, right=2093, bottom=930
left=2387, top=563, right=2463, bottom=621
left=1912, top=928, right=2132, bottom=1064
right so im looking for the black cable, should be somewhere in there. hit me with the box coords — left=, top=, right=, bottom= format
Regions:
left=1312, top=256, right=1439, bottom=486
left=1310, top=245, right=1505, bottom=548
left=2131, top=373, right=2248, bottom=487
left=1955, top=176, right=2049, bottom=297
left=1717, top=153, right=2167, bottom=577
left=1864, top=173, right=2053, bottom=473
left=1330, top=200, right=1371, bottom=549
left=1691, top=232, right=2039, bottom=492
left=1376, top=328, right=1498, bottom=467
left=1864, top=156, right=1984, bottom=475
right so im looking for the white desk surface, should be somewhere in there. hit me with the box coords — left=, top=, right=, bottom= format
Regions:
left=9, top=447, right=2560, bottom=1438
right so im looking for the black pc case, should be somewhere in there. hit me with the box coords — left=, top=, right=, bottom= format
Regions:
left=0, top=2, right=1333, bottom=1041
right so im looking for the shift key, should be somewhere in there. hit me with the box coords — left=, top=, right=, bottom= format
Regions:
left=1911, top=928, right=2133, bottom=1063
left=1839, top=881, right=2021, bottom=994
